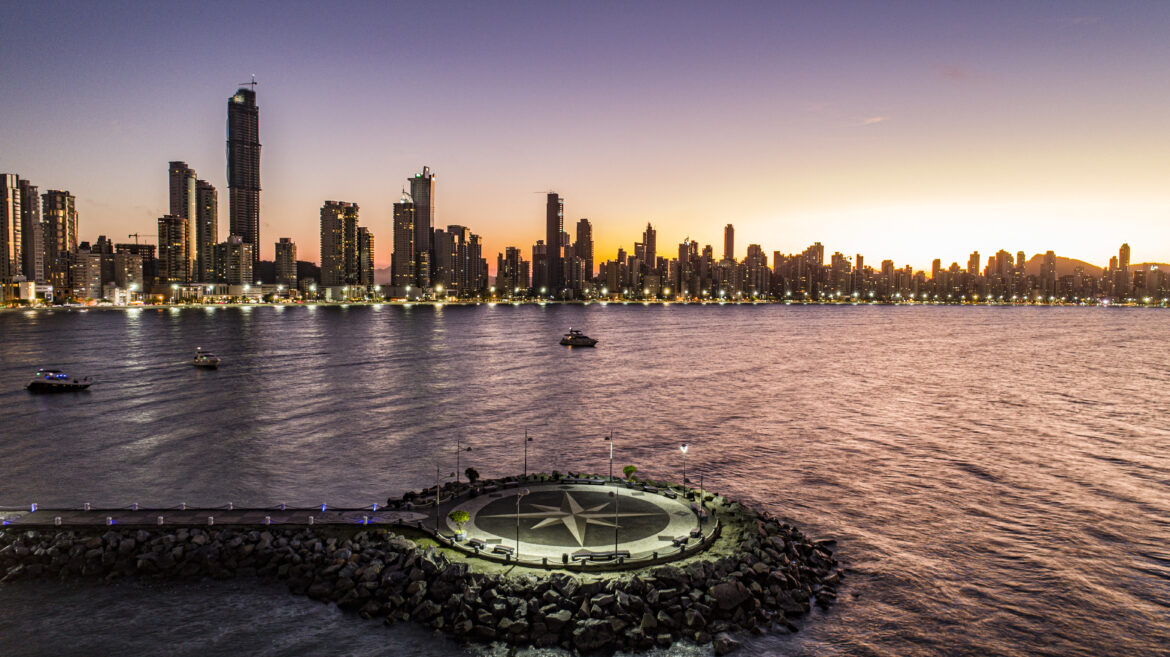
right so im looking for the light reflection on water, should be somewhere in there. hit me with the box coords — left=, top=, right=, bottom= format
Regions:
left=0, top=305, right=1168, bottom=657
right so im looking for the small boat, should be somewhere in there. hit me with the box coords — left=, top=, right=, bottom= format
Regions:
left=560, top=328, right=598, bottom=347
left=193, top=348, right=221, bottom=369
left=26, top=369, right=93, bottom=392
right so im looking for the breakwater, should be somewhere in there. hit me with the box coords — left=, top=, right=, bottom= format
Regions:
left=0, top=497, right=840, bottom=655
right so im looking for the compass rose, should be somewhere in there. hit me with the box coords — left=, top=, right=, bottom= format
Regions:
left=482, top=491, right=659, bottom=547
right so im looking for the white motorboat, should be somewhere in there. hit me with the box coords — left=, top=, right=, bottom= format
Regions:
left=560, top=328, right=598, bottom=347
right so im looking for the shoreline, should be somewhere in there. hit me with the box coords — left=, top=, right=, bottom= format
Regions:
left=2, top=298, right=1167, bottom=312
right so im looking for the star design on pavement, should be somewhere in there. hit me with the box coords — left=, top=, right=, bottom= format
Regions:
left=483, top=491, right=659, bottom=546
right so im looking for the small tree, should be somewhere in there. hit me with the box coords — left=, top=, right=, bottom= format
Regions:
left=623, top=465, right=637, bottom=480
left=448, top=509, right=470, bottom=534
left=464, top=467, right=480, bottom=484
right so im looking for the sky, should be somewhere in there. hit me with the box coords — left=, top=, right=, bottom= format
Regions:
left=2, top=0, right=1169, bottom=271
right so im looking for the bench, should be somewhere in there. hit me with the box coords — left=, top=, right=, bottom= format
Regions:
left=661, top=490, right=677, bottom=499
left=689, top=528, right=703, bottom=539
left=467, top=538, right=487, bottom=550
left=491, top=545, right=514, bottom=556
left=671, top=536, right=690, bottom=547
left=571, top=550, right=631, bottom=563
left=641, top=485, right=659, bottom=494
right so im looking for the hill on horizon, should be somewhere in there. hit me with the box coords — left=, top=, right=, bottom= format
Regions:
left=1023, top=255, right=1104, bottom=278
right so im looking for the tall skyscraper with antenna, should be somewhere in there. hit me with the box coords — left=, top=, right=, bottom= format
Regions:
left=227, top=81, right=260, bottom=266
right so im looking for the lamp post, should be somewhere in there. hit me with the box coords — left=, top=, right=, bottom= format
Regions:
left=515, top=488, right=530, bottom=559
left=604, top=431, right=614, bottom=483
left=680, top=443, right=689, bottom=495
left=523, top=429, right=533, bottom=479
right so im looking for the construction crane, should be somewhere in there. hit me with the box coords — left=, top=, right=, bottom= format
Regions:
left=128, top=233, right=156, bottom=245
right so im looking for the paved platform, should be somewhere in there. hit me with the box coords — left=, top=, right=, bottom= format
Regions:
left=0, top=508, right=428, bottom=528
left=440, top=482, right=704, bottom=562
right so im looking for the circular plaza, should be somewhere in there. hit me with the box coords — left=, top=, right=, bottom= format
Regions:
left=440, top=481, right=709, bottom=566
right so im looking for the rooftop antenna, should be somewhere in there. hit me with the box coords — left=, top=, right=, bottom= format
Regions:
left=240, top=74, right=258, bottom=91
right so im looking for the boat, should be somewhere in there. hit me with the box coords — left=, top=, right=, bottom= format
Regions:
left=26, top=369, right=93, bottom=392
left=560, top=328, right=598, bottom=347
left=193, top=348, right=221, bottom=369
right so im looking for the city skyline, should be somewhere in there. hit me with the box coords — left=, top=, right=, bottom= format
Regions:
left=1, top=3, right=1168, bottom=271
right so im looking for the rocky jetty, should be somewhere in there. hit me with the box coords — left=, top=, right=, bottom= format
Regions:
left=0, top=505, right=840, bottom=654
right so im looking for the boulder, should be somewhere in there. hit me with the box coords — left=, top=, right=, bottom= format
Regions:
left=713, top=631, right=742, bottom=655
left=572, top=618, right=615, bottom=652
left=711, top=581, right=751, bottom=611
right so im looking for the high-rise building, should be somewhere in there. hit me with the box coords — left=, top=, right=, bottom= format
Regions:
left=358, top=227, right=374, bottom=286
left=157, top=215, right=189, bottom=283
left=319, top=201, right=360, bottom=286
left=42, top=190, right=77, bottom=290
left=391, top=195, right=415, bottom=291
left=431, top=228, right=456, bottom=292
left=215, top=235, right=253, bottom=286
left=643, top=223, right=657, bottom=275
left=967, top=251, right=980, bottom=276
left=0, top=174, right=20, bottom=282
left=115, top=243, right=156, bottom=288
left=575, top=218, right=593, bottom=281
left=275, top=238, right=297, bottom=288
left=532, top=240, right=548, bottom=293
left=18, top=179, right=44, bottom=282
left=168, top=161, right=198, bottom=279
left=409, top=167, right=434, bottom=288
left=724, top=224, right=734, bottom=262
left=1119, top=243, right=1131, bottom=271
left=195, top=180, right=218, bottom=283
left=113, top=251, right=144, bottom=291
left=227, top=87, right=261, bottom=265
left=545, top=193, right=563, bottom=292
left=70, top=242, right=102, bottom=299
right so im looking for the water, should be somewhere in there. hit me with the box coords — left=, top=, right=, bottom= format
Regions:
left=1, top=304, right=1168, bottom=656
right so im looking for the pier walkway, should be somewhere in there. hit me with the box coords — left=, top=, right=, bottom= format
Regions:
left=0, top=507, right=429, bottom=528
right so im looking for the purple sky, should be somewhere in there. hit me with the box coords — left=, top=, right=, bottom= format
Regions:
left=2, top=1, right=1168, bottom=270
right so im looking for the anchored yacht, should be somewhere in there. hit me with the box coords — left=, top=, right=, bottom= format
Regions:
left=26, top=369, right=93, bottom=392
left=560, top=328, right=598, bottom=347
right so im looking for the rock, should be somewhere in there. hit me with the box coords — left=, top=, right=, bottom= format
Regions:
left=713, top=631, right=742, bottom=655
left=711, top=581, right=751, bottom=611
left=572, top=618, right=615, bottom=652
left=544, top=608, right=572, bottom=632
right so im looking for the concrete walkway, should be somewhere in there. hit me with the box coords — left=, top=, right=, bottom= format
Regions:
left=1, top=507, right=429, bottom=528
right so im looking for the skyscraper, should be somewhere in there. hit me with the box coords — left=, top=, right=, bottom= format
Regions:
left=274, top=238, right=297, bottom=288
left=391, top=194, right=416, bottom=291
left=319, top=201, right=360, bottom=286
left=157, top=215, right=188, bottom=283
left=0, top=174, right=20, bottom=282
left=357, top=227, right=374, bottom=286
left=409, top=167, right=434, bottom=288
left=545, top=193, right=563, bottom=292
left=642, top=223, right=657, bottom=275
left=575, top=218, right=593, bottom=281
left=168, top=161, right=197, bottom=281
left=723, top=224, right=734, bottom=262
left=967, top=251, right=980, bottom=276
left=227, top=87, right=261, bottom=266
left=196, top=180, right=218, bottom=283
left=42, top=190, right=77, bottom=290
left=215, top=235, right=253, bottom=286
left=19, top=179, right=43, bottom=282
